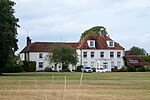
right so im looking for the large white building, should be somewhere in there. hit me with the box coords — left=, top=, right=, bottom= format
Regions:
left=20, top=33, right=124, bottom=71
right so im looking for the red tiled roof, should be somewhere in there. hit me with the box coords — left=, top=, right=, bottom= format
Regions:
left=20, top=34, right=124, bottom=53
left=77, top=34, right=124, bottom=50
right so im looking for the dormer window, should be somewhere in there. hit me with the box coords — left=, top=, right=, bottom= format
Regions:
left=87, top=40, right=95, bottom=48
left=109, top=41, right=113, bottom=47
left=107, top=40, right=114, bottom=47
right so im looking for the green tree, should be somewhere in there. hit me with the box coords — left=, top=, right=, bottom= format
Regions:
left=130, top=46, right=147, bottom=55
left=140, top=55, right=150, bottom=63
left=80, top=26, right=108, bottom=39
left=47, top=44, right=78, bottom=71
left=0, top=0, right=19, bottom=74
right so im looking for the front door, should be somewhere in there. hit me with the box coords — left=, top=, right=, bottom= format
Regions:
left=103, top=62, right=108, bottom=70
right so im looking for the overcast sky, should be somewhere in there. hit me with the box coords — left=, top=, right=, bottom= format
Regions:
left=12, top=0, right=150, bottom=53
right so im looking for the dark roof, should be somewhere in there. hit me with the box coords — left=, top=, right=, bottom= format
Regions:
left=20, top=42, right=78, bottom=53
left=125, top=50, right=137, bottom=56
left=20, top=34, right=124, bottom=53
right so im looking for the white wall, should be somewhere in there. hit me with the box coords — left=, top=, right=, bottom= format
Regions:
left=76, top=49, right=124, bottom=71
left=20, top=49, right=124, bottom=71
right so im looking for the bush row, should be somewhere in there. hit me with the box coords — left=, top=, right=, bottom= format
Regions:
left=112, top=65, right=150, bottom=72
left=2, top=64, right=23, bottom=73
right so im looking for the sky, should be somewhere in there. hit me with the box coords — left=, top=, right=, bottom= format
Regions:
left=12, top=0, right=150, bottom=54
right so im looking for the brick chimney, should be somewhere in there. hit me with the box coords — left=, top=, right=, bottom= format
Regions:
left=27, top=36, right=31, bottom=46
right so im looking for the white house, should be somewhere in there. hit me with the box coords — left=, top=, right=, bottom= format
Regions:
left=20, top=33, right=124, bottom=71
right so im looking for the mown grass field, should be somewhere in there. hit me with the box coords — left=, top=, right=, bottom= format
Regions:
left=0, top=72, right=150, bottom=100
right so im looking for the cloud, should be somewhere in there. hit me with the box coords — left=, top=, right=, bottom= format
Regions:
left=12, top=0, right=150, bottom=53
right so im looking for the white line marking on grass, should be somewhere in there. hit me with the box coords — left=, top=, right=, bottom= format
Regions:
left=51, top=74, right=54, bottom=85
left=62, top=75, right=67, bottom=100
left=34, top=78, right=39, bottom=99
left=44, top=93, right=47, bottom=100
left=77, top=72, right=84, bottom=100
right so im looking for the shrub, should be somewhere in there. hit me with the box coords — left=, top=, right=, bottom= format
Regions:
left=76, top=65, right=84, bottom=72
left=136, top=67, right=145, bottom=72
left=127, top=66, right=136, bottom=72
left=91, top=67, right=96, bottom=72
left=144, top=65, right=150, bottom=71
left=2, top=64, right=23, bottom=73
left=119, top=66, right=128, bottom=72
left=23, top=61, right=36, bottom=72
left=140, top=55, right=150, bottom=63
left=44, top=67, right=52, bottom=72
left=111, top=66, right=118, bottom=72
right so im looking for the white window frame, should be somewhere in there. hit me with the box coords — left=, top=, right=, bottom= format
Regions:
left=111, top=61, right=114, bottom=68
left=39, top=53, right=43, bottom=58
left=87, top=40, right=95, bottom=48
left=117, top=52, right=121, bottom=58
left=83, top=61, right=88, bottom=67
left=100, top=51, right=104, bottom=58
left=103, top=62, right=108, bottom=69
left=117, top=61, right=121, bottom=69
left=91, top=61, right=95, bottom=68
left=39, top=62, right=44, bottom=68
left=107, top=40, right=114, bottom=47
left=83, top=51, right=87, bottom=58
left=91, top=51, right=95, bottom=58
left=110, top=52, right=114, bottom=58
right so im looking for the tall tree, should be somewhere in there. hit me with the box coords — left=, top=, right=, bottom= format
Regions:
left=47, top=44, right=78, bottom=71
left=0, top=0, right=19, bottom=73
left=130, top=46, right=147, bottom=55
left=80, top=26, right=108, bottom=39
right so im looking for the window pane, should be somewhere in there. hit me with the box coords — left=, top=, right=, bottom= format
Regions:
left=91, top=61, right=95, bottom=67
left=117, top=62, right=121, bottom=69
left=91, top=52, right=94, bottom=58
left=117, top=52, right=121, bottom=58
left=83, top=61, right=88, bottom=67
left=111, top=61, right=114, bottom=68
left=39, top=53, right=43, bottom=58
left=83, top=52, right=87, bottom=58
left=110, top=52, right=114, bottom=58
left=90, top=41, right=94, bottom=47
left=39, top=62, right=43, bottom=68
left=109, top=41, right=113, bottom=47
left=100, top=52, right=104, bottom=58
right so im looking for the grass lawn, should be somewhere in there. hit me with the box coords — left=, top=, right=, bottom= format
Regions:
left=0, top=72, right=150, bottom=100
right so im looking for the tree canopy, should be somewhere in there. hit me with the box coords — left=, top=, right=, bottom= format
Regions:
left=0, top=0, right=19, bottom=73
left=130, top=46, right=147, bottom=55
left=47, top=44, right=78, bottom=70
left=80, top=26, right=108, bottom=39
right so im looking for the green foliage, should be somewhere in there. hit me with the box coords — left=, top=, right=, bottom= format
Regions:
left=23, top=61, right=36, bottom=72
left=123, top=56, right=127, bottom=66
left=111, top=66, right=118, bottom=72
left=2, top=64, right=23, bottom=73
left=80, top=26, right=108, bottom=39
left=136, top=67, right=145, bottom=72
left=127, top=66, right=136, bottom=72
left=47, top=44, right=78, bottom=71
left=44, top=67, right=53, bottom=72
left=130, top=46, right=147, bottom=55
left=0, top=0, right=19, bottom=72
left=76, top=65, right=83, bottom=72
left=144, top=65, right=150, bottom=71
left=119, top=66, right=128, bottom=72
left=140, top=55, right=150, bottom=63
left=91, top=67, right=96, bottom=72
